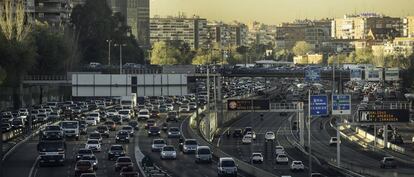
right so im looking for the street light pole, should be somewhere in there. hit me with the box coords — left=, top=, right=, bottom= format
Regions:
left=115, top=43, right=127, bottom=74
left=106, top=40, right=112, bottom=65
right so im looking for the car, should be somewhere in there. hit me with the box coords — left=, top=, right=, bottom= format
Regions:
left=242, top=134, right=253, bottom=144
left=217, top=157, right=237, bottom=177
left=148, top=126, right=161, bottom=136
left=167, top=127, right=181, bottom=138
left=232, top=129, right=243, bottom=138
left=85, top=117, right=97, bottom=126
left=311, top=173, right=324, bottom=177
left=145, top=119, right=156, bottom=129
left=85, top=139, right=101, bottom=152
left=121, top=126, right=134, bottom=136
left=276, top=154, right=289, bottom=164
left=106, top=109, right=118, bottom=116
left=80, top=154, right=98, bottom=170
left=160, top=145, right=177, bottom=160
left=159, top=105, right=168, bottom=113
left=165, top=104, right=174, bottom=111
left=329, top=137, right=339, bottom=146
left=88, top=112, right=100, bottom=123
left=250, top=153, right=264, bottom=164
left=115, top=130, right=130, bottom=143
left=79, top=123, right=88, bottom=135
left=380, top=157, right=397, bottom=168
left=245, top=131, right=256, bottom=140
left=75, top=160, right=94, bottom=177
left=96, top=126, right=109, bottom=138
left=128, top=120, right=139, bottom=130
left=76, top=149, right=94, bottom=161
left=108, top=145, right=126, bottom=160
left=166, top=111, right=179, bottom=122
left=2, top=123, right=12, bottom=132
left=275, top=146, right=285, bottom=156
left=183, top=139, right=198, bottom=154
left=188, top=102, right=197, bottom=110
left=137, top=109, right=150, bottom=120
left=290, top=160, right=305, bottom=171
left=104, top=121, right=116, bottom=131
left=88, top=132, right=102, bottom=143
left=114, top=156, right=133, bottom=172
left=243, top=127, right=253, bottom=135
left=150, top=110, right=160, bottom=118
left=119, top=166, right=139, bottom=177
left=265, top=131, right=275, bottom=141
left=195, top=146, right=212, bottom=163
left=118, top=109, right=131, bottom=122
left=79, top=173, right=96, bottom=177
left=37, top=113, right=48, bottom=122
left=151, top=139, right=166, bottom=152
left=179, top=105, right=190, bottom=113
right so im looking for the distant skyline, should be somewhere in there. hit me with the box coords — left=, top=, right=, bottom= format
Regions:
left=150, top=0, right=414, bottom=25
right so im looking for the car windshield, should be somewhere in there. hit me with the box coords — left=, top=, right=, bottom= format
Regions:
left=111, top=146, right=123, bottom=151
left=278, top=154, right=287, bottom=158
left=139, top=111, right=148, bottom=115
left=118, top=158, right=131, bottom=162
left=154, top=140, right=165, bottom=144
left=168, top=112, right=177, bottom=116
left=185, top=140, right=197, bottom=145
left=221, top=160, right=235, bottom=167
left=78, top=149, right=92, bottom=154
left=82, top=155, right=96, bottom=160
left=198, top=148, right=210, bottom=154
left=150, top=127, right=159, bottom=131
left=89, top=133, right=100, bottom=139
left=61, top=122, right=78, bottom=128
left=97, top=126, right=107, bottom=130
left=77, top=161, right=91, bottom=167
left=87, top=140, right=99, bottom=144
left=45, top=126, right=60, bottom=131
left=163, top=146, right=174, bottom=151
left=119, top=111, right=129, bottom=114
left=170, top=127, right=179, bottom=131
left=90, top=113, right=99, bottom=117
left=118, top=131, right=128, bottom=135
left=122, top=126, right=132, bottom=130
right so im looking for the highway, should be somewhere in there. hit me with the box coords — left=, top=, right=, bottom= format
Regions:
left=217, top=112, right=343, bottom=177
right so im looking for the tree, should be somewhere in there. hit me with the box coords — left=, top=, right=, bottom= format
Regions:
left=354, top=48, right=373, bottom=64
left=328, top=54, right=348, bottom=65
left=150, top=41, right=179, bottom=65
left=292, top=41, right=314, bottom=56
left=70, top=0, right=144, bottom=65
left=0, top=0, right=36, bottom=108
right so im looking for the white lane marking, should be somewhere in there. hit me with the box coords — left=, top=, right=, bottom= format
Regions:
left=28, top=156, right=40, bottom=177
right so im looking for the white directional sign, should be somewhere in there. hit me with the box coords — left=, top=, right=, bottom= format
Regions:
left=332, top=94, right=351, bottom=115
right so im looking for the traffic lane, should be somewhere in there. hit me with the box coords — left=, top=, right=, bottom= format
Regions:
left=275, top=115, right=342, bottom=177
left=2, top=135, right=39, bottom=177
left=311, top=118, right=414, bottom=177
left=219, top=112, right=308, bottom=177
left=34, top=120, right=139, bottom=177
left=138, top=113, right=218, bottom=177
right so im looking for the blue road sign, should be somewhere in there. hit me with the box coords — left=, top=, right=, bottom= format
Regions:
left=332, top=94, right=351, bottom=115
left=305, top=67, right=321, bottom=82
left=310, top=95, right=328, bottom=116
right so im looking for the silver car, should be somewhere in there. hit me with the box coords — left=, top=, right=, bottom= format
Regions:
left=195, top=146, right=212, bottom=163
left=183, top=139, right=198, bottom=154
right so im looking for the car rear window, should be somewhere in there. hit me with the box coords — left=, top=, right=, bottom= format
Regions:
left=118, top=158, right=131, bottom=162
left=221, top=160, right=235, bottom=167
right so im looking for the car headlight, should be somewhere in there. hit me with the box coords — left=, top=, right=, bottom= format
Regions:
left=116, top=137, right=119, bottom=139
left=161, top=152, right=166, bottom=155
left=168, top=132, right=171, bottom=135
left=126, top=137, right=129, bottom=139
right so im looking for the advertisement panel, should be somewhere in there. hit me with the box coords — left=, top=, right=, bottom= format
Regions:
left=227, top=99, right=270, bottom=111
left=365, top=68, right=382, bottom=81
left=358, top=109, right=409, bottom=123
left=350, top=69, right=362, bottom=81
left=385, top=68, right=400, bottom=81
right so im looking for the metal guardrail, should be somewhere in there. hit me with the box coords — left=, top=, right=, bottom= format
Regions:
left=23, top=75, right=69, bottom=81
left=269, top=102, right=303, bottom=111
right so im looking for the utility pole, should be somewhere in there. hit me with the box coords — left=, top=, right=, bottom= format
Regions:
left=106, top=40, right=112, bottom=65
left=114, top=43, right=127, bottom=74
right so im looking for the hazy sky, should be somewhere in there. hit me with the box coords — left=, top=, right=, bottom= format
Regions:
left=150, top=0, right=414, bottom=25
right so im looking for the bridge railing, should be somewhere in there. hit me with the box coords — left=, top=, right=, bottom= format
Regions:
left=23, top=75, right=69, bottom=81
left=269, top=102, right=303, bottom=111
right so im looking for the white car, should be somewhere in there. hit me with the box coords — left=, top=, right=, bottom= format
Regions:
left=160, top=145, right=177, bottom=160
left=107, top=109, right=118, bottom=116
left=242, top=134, right=253, bottom=144
left=329, top=137, right=339, bottom=146
left=290, top=160, right=305, bottom=171
left=165, top=104, right=174, bottom=111
left=85, top=139, right=101, bottom=152
left=276, top=154, right=289, bottom=164
left=251, top=152, right=263, bottom=164
left=138, top=109, right=150, bottom=120
left=179, top=105, right=190, bottom=113
left=118, top=109, right=131, bottom=121
left=88, top=112, right=100, bottom=123
left=151, top=139, right=166, bottom=152
left=265, top=131, right=275, bottom=141
left=275, top=146, right=285, bottom=156
left=85, top=117, right=97, bottom=126
left=245, top=131, right=256, bottom=140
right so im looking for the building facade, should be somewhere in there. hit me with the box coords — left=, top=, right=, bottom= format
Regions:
left=150, top=16, right=209, bottom=49
left=33, top=0, right=72, bottom=27
left=207, top=21, right=248, bottom=47
left=332, top=13, right=403, bottom=40
left=404, top=16, right=414, bottom=37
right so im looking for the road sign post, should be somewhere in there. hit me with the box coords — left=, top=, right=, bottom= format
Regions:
left=331, top=94, right=351, bottom=168
left=308, top=94, right=328, bottom=176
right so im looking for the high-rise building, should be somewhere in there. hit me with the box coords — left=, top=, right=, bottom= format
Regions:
left=150, top=16, right=208, bottom=49
left=207, top=21, right=248, bottom=47
left=332, top=13, right=403, bottom=40
left=275, top=19, right=331, bottom=50
left=33, top=0, right=72, bottom=27
left=107, top=0, right=150, bottom=47
left=246, top=21, right=277, bottom=46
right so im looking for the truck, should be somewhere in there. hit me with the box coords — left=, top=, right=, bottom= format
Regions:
left=120, top=93, right=137, bottom=110
left=60, top=121, right=80, bottom=140
left=37, top=131, right=66, bottom=166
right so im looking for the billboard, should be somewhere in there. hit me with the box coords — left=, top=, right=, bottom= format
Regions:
left=385, top=68, right=400, bottom=81
left=358, top=109, right=409, bottom=123
left=350, top=69, right=362, bottom=81
left=227, top=99, right=270, bottom=111
left=365, top=68, right=382, bottom=81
